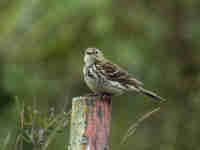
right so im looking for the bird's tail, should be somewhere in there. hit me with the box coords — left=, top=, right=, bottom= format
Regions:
left=139, top=87, right=166, bottom=102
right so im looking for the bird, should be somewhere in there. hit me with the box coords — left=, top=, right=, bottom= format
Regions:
left=83, top=48, right=166, bottom=102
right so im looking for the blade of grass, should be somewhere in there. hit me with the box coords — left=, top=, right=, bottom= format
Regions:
left=121, top=107, right=161, bottom=144
left=42, top=110, right=71, bottom=150
left=2, top=132, right=11, bottom=150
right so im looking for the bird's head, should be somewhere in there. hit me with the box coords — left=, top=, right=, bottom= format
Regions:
left=84, top=48, right=104, bottom=65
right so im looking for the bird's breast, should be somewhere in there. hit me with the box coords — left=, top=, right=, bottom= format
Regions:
left=83, top=64, right=127, bottom=95
left=83, top=65, right=100, bottom=92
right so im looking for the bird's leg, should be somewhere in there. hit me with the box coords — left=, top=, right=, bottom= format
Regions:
left=86, top=92, right=112, bottom=101
left=100, top=92, right=112, bottom=100
left=86, top=92, right=101, bottom=97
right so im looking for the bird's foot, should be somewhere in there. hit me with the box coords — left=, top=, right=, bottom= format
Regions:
left=100, top=92, right=112, bottom=100
left=86, top=93, right=101, bottom=97
left=86, top=92, right=112, bottom=99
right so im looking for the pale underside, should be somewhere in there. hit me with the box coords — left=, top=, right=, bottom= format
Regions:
left=83, top=63, right=140, bottom=95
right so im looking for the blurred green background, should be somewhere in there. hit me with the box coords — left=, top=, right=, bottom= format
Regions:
left=1, top=0, right=200, bottom=149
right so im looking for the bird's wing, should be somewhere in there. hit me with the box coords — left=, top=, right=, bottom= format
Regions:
left=95, top=60, right=143, bottom=87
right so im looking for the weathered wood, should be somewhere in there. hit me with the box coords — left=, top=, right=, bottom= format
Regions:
left=69, top=95, right=111, bottom=150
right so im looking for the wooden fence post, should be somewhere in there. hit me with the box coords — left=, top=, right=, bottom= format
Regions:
left=68, top=95, right=111, bottom=150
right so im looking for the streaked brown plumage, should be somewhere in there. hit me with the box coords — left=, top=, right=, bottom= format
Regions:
left=83, top=48, right=165, bottom=102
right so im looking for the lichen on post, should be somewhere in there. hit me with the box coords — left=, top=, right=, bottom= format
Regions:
left=69, top=95, right=111, bottom=150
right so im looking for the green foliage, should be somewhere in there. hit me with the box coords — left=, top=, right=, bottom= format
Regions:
left=0, top=0, right=200, bottom=149
left=1, top=132, right=11, bottom=150
left=12, top=97, right=70, bottom=150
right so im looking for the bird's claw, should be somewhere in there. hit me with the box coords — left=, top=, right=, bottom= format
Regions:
left=86, top=92, right=112, bottom=100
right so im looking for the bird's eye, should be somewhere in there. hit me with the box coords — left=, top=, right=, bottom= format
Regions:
left=95, top=50, right=98, bottom=54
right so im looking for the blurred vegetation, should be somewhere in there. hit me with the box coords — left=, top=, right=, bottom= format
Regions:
left=0, top=0, right=200, bottom=149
